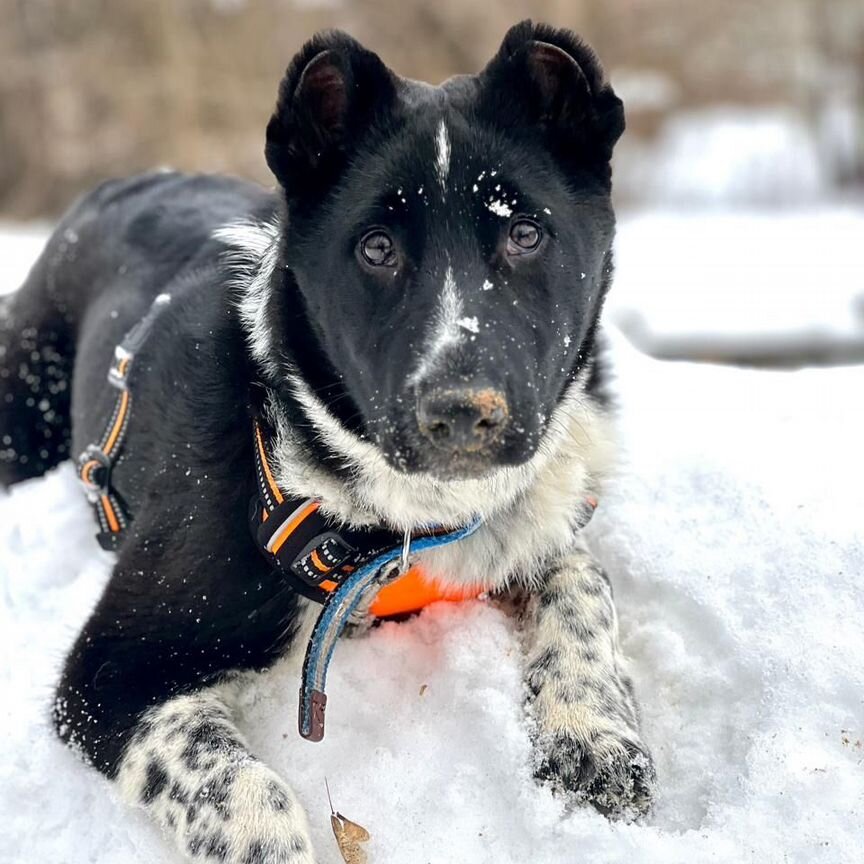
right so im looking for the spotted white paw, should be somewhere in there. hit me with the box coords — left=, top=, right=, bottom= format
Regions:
left=535, top=729, right=655, bottom=820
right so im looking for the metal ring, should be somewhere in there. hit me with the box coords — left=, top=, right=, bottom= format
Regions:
left=77, top=445, right=112, bottom=501
left=399, top=528, right=411, bottom=574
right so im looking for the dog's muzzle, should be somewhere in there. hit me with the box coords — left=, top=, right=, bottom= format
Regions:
left=416, top=386, right=509, bottom=454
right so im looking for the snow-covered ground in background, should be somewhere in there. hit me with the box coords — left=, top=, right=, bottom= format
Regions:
left=614, top=108, right=831, bottom=206
left=609, top=208, right=864, bottom=362
left=0, top=223, right=49, bottom=297
left=1, top=219, right=863, bottom=863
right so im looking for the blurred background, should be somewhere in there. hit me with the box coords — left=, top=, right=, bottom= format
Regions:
left=1, top=0, right=863, bottom=366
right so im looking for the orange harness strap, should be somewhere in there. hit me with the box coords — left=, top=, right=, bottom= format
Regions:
left=77, top=362, right=133, bottom=546
left=77, top=294, right=173, bottom=550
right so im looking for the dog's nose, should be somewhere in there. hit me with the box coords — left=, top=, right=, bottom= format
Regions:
left=417, top=387, right=509, bottom=453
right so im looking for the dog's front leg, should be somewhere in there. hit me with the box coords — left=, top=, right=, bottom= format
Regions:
left=54, top=521, right=318, bottom=864
left=524, top=544, right=655, bottom=818
left=115, top=687, right=314, bottom=864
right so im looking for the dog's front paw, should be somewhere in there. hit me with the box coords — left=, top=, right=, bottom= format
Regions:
left=535, top=731, right=655, bottom=820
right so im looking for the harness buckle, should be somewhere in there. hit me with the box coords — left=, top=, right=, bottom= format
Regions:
left=290, top=532, right=356, bottom=587
left=77, top=444, right=112, bottom=502
left=107, top=347, right=132, bottom=391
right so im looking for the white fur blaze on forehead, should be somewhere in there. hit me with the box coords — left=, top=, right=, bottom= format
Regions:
left=440, top=266, right=461, bottom=330
left=408, top=265, right=464, bottom=386
left=435, top=120, right=451, bottom=189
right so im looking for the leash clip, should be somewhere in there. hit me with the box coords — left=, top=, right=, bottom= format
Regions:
left=379, top=528, right=412, bottom=583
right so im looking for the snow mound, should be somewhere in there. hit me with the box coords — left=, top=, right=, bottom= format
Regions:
left=2, top=326, right=862, bottom=863
left=609, top=209, right=864, bottom=363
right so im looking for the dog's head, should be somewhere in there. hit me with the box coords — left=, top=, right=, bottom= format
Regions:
left=260, top=21, right=624, bottom=481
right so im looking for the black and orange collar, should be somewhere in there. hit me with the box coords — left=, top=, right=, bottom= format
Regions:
left=250, top=416, right=423, bottom=605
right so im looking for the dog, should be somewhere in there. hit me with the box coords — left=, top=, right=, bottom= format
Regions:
left=0, top=20, right=653, bottom=863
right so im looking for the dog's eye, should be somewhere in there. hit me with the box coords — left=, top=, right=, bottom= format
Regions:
left=507, top=220, right=542, bottom=255
left=359, top=230, right=397, bottom=268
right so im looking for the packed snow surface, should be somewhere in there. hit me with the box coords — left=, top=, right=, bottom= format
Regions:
left=1, top=219, right=863, bottom=863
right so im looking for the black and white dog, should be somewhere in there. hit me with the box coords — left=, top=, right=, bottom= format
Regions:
left=0, top=21, right=653, bottom=863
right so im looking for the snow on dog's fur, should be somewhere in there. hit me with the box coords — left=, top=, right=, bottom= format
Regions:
left=0, top=21, right=653, bottom=864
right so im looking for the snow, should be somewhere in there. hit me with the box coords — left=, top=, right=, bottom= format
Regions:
left=487, top=198, right=513, bottom=217
left=457, top=315, right=480, bottom=334
left=0, top=223, right=49, bottom=297
left=2, top=219, right=864, bottom=863
left=608, top=208, right=864, bottom=361
left=614, top=108, right=830, bottom=205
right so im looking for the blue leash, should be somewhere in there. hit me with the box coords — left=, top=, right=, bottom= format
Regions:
left=298, top=518, right=482, bottom=741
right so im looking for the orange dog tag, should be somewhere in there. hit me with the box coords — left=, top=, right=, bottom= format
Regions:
left=369, top=565, right=483, bottom=618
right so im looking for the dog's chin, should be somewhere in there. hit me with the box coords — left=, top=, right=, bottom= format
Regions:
left=422, top=455, right=498, bottom=483
left=377, top=448, right=490, bottom=480
left=379, top=439, right=535, bottom=483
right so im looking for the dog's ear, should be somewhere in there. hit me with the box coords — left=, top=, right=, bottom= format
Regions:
left=266, top=31, right=398, bottom=193
left=479, top=21, right=625, bottom=168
